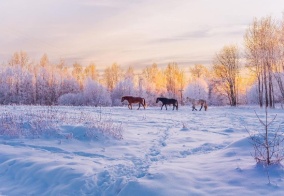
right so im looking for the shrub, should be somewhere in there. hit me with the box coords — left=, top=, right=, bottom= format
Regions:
left=247, top=107, right=284, bottom=165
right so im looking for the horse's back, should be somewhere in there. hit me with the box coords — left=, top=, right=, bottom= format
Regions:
left=123, top=96, right=144, bottom=103
left=159, top=98, right=177, bottom=104
left=122, top=96, right=133, bottom=100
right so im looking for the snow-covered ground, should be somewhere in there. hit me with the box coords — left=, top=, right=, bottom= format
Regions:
left=0, top=105, right=284, bottom=195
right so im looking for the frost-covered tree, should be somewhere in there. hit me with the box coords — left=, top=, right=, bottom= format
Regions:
left=58, top=93, right=84, bottom=106
left=272, top=17, right=284, bottom=105
left=8, top=51, right=31, bottom=69
left=213, top=45, right=240, bottom=106
left=84, top=63, right=99, bottom=81
left=0, top=69, right=12, bottom=104
left=35, top=67, right=51, bottom=104
left=188, top=64, right=210, bottom=103
left=142, top=63, right=167, bottom=105
left=103, top=63, right=123, bottom=92
left=84, top=78, right=111, bottom=106
left=19, top=70, right=34, bottom=104
left=111, top=78, right=136, bottom=106
left=60, top=77, right=80, bottom=96
left=247, top=75, right=283, bottom=105
left=165, top=62, right=180, bottom=98
left=184, top=78, right=208, bottom=101
left=125, top=66, right=135, bottom=81
left=245, top=16, right=279, bottom=108
left=72, top=62, right=84, bottom=89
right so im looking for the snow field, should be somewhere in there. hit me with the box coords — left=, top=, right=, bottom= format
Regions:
left=0, top=105, right=284, bottom=195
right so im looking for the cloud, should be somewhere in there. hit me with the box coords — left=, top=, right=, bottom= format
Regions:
left=151, top=24, right=247, bottom=44
left=120, top=53, right=213, bottom=70
left=0, top=0, right=283, bottom=70
left=78, top=0, right=132, bottom=7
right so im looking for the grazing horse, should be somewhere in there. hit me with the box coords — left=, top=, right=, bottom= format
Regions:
left=156, top=97, right=178, bottom=110
left=186, top=97, right=208, bottom=111
left=121, top=96, right=146, bottom=110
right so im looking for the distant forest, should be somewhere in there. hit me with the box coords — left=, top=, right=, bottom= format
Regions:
left=1, top=15, right=284, bottom=108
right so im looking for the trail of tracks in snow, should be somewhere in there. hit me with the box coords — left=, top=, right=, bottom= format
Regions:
left=0, top=106, right=251, bottom=194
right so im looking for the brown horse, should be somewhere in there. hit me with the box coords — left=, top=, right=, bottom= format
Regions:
left=121, top=96, right=146, bottom=110
left=186, top=97, right=208, bottom=111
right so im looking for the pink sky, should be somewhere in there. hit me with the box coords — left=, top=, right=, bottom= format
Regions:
left=0, top=0, right=283, bottom=70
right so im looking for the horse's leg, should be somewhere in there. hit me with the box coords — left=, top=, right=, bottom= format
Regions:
left=128, top=104, right=131, bottom=109
left=165, top=104, right=167, bottom=110
left=199, top=104, right=203, bottom=111
left=138, top=102, right=141, bottom=110
left=130, top=103, right=133, bottom=110
left=161, top=104, right=163, bottom=110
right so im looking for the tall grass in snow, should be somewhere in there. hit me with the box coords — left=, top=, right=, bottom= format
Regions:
left=0, top=106, right=123, bottom=140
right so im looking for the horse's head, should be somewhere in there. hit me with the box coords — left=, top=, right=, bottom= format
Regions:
left=156, top=98, right=160, bottom=103
left=121, top=97, right=125, bottom=102
left=186, top=97, right=193, bottom=102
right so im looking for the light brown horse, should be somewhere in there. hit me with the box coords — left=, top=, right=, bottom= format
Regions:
left=121, top=96, right=146, bottom=110
left=186, top=97, right=208, bottom=111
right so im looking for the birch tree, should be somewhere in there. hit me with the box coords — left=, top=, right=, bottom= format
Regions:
left=244, top=16, right=278, bottom=108
left=213, top=45, right=240, bottom=106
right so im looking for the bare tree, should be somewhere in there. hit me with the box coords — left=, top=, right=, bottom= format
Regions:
left=103, top=63, right=123, bottom=92
left=8, top=51, right=31, bottom=69
left=142, top=63, right=166, bottom=95
left=273, top=16, right=284, bottom=106
left=244, top=16, right=278, bottom=108
left=164, top=62, right=181, bottom=98
left=72, top=62, right=84, bottom=89
left=213, top=45, right=240, bottom=106
left=176, top=68, right=186, bottom=104
left=84, top=62, right=99, bottom=81
left=189, top=64, right=209, bottom=79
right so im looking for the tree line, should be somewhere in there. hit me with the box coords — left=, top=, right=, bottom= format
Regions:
left=1, top=15, right=284, bottom=107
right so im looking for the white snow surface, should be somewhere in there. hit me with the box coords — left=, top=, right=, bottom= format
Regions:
left=0, top=105, right=284, bottom=195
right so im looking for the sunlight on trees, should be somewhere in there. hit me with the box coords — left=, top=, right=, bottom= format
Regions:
left=189, top=64, right=209, bottom=80
left=103, top=63, right=123, bottom=92
left=1, top=14, right=284, bottom=107
left=187, top=64, right=210, bottom=103
left=8, top=51, right=31, bottom=68
left=244, top=16, right=283, bottom=108
left=84, top=63, right=99, bottom=81
left=213, top=45, right=240, bottom=106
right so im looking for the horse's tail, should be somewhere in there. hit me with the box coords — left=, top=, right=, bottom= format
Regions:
left=143, top=98, right=146, bottom=108
left=204, top=100, right=208, bottom=111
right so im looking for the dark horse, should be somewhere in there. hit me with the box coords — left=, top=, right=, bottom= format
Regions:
left=156, top=97, right=178, bottom=110
left=121, top=96, right=146, bottom=110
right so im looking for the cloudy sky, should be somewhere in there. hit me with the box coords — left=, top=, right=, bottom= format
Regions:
left=0, top=0, right=283, bottom=70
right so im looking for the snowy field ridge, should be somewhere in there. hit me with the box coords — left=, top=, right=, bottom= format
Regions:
left=0, top=105, right=284, bottom=195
